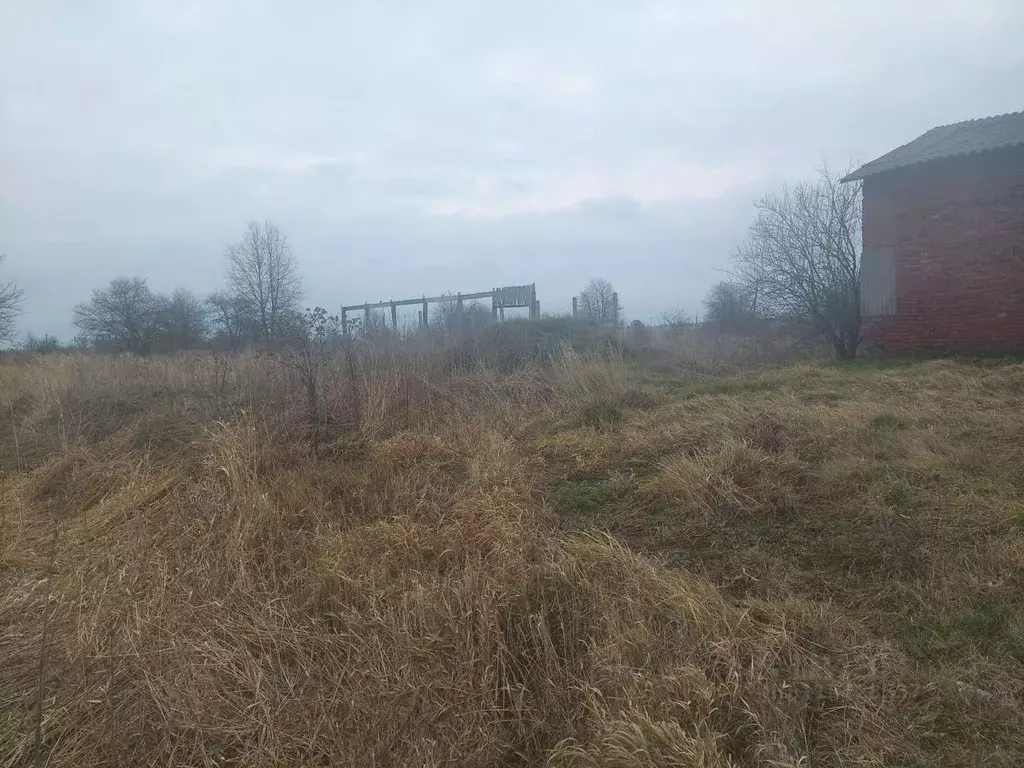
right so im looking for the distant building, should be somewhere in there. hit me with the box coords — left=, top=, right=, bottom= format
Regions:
left=844, top=112, right=1024, bottom=353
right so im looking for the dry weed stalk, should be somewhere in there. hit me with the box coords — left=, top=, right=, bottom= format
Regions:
left=0, top=349, right=1021, bottom=766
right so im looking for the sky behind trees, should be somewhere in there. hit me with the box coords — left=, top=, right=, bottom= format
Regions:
left=2, top=0, right=1023, bottom=338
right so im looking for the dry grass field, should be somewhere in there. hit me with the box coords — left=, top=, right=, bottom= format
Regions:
left=1, top=344, right=1022, bottom=766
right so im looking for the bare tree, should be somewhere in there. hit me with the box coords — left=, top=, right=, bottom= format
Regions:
left=660, top=307, right=693, bottom=333
left=0, top=254, right=25, bottom=344
left=435, top=294, right=492, bottom=337
left=731, top=166, right=861, bottom=360
left=627, top=319, right=652, bottom=345
left=434, top=295, right=459, bottom=336
left=225, top=221, right=303, bottom=344
left=278, top=306, right=340, bottom=445
left=461, top=302, right=493, bottom=333
left=360, top=308, right=389, bottom=339
left=702, top=281, right=756, bottom=331
left=73, top=277, right=161, bottom=354
left=156, top=288, right=208, bottom=351
left=578, top=278, right=620, bottom=325
left=21, top=332, right=62, bottom=354
left=206, top=290, right=253, bottom=351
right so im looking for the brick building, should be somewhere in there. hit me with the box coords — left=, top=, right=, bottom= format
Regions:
left=844, top=112, right=1024, bottom=353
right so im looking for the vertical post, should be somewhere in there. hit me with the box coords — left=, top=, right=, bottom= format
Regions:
left=422, top=296, right=429, bottom=327
left=612, top=293, right=619, bottom=325
left=364, top=303, right=370, bottom=332
left=341, top=307, right=348, bottom=336
left=390, top=301, right=398, bottom=331
left=492, top=289, right=498, bottom=320
left=534, top=300, right=540, bottom=318
left=499, top=306, right=505, bottom=322
left=572, top=296, right=577, bottom=318
left=418, top=310, right=423, bottom=327
left=529, top=284, right=538, bottom=319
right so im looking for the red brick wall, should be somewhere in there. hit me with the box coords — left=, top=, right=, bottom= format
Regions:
left=861, top=146, right=1024, bottom=353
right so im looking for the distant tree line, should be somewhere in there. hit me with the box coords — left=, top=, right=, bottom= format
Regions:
left=65, top=222, right=626, bottom=353
left=5, top=162, right=864, bottom=362
left=69, top=220, right=305, bottom=354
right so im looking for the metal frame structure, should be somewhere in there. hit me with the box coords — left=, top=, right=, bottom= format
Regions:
left=341, top=283, right=540, bottom=334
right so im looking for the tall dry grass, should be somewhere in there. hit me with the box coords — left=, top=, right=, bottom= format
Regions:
left=1, top=347, right=1022, bottom=766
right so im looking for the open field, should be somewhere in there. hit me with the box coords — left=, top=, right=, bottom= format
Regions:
left=1, top=345, right=1023, bottom=766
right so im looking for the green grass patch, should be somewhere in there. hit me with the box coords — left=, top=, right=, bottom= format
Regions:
left=548, top=479, right=618, bottom=517
left=870, top=412, right=906, bottom=430
left=837, top=358, right=915, bottom=372
left=579, top=400, right=624, bottom=430
left=951, top=601, right=1024, bottom=658
left=896, top=599, right=1024, bottom=665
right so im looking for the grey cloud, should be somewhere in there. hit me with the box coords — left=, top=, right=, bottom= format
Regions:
left=576, top=196, right=645, bottom=222
left=2, top=0, right=1022, bottom=339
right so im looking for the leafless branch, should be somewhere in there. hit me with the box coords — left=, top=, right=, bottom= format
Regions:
left=73, top=277, right=162, bottom=354
left=578, top=278, right=620, bottom=325
left=225, top=221, right=303, bottom=345
left=730, top=166, right=862, bottom=359
left=0, top=254, right=25, bottom=344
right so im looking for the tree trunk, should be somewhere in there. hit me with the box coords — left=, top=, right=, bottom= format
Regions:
left=832, top=332, right=858, bottom=361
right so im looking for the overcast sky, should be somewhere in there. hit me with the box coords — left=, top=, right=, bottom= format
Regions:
left=2, top=1, right=1022, bottom=338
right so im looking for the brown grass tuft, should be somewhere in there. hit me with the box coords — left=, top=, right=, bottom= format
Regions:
left=1, top=351, right=1022, bottom=766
